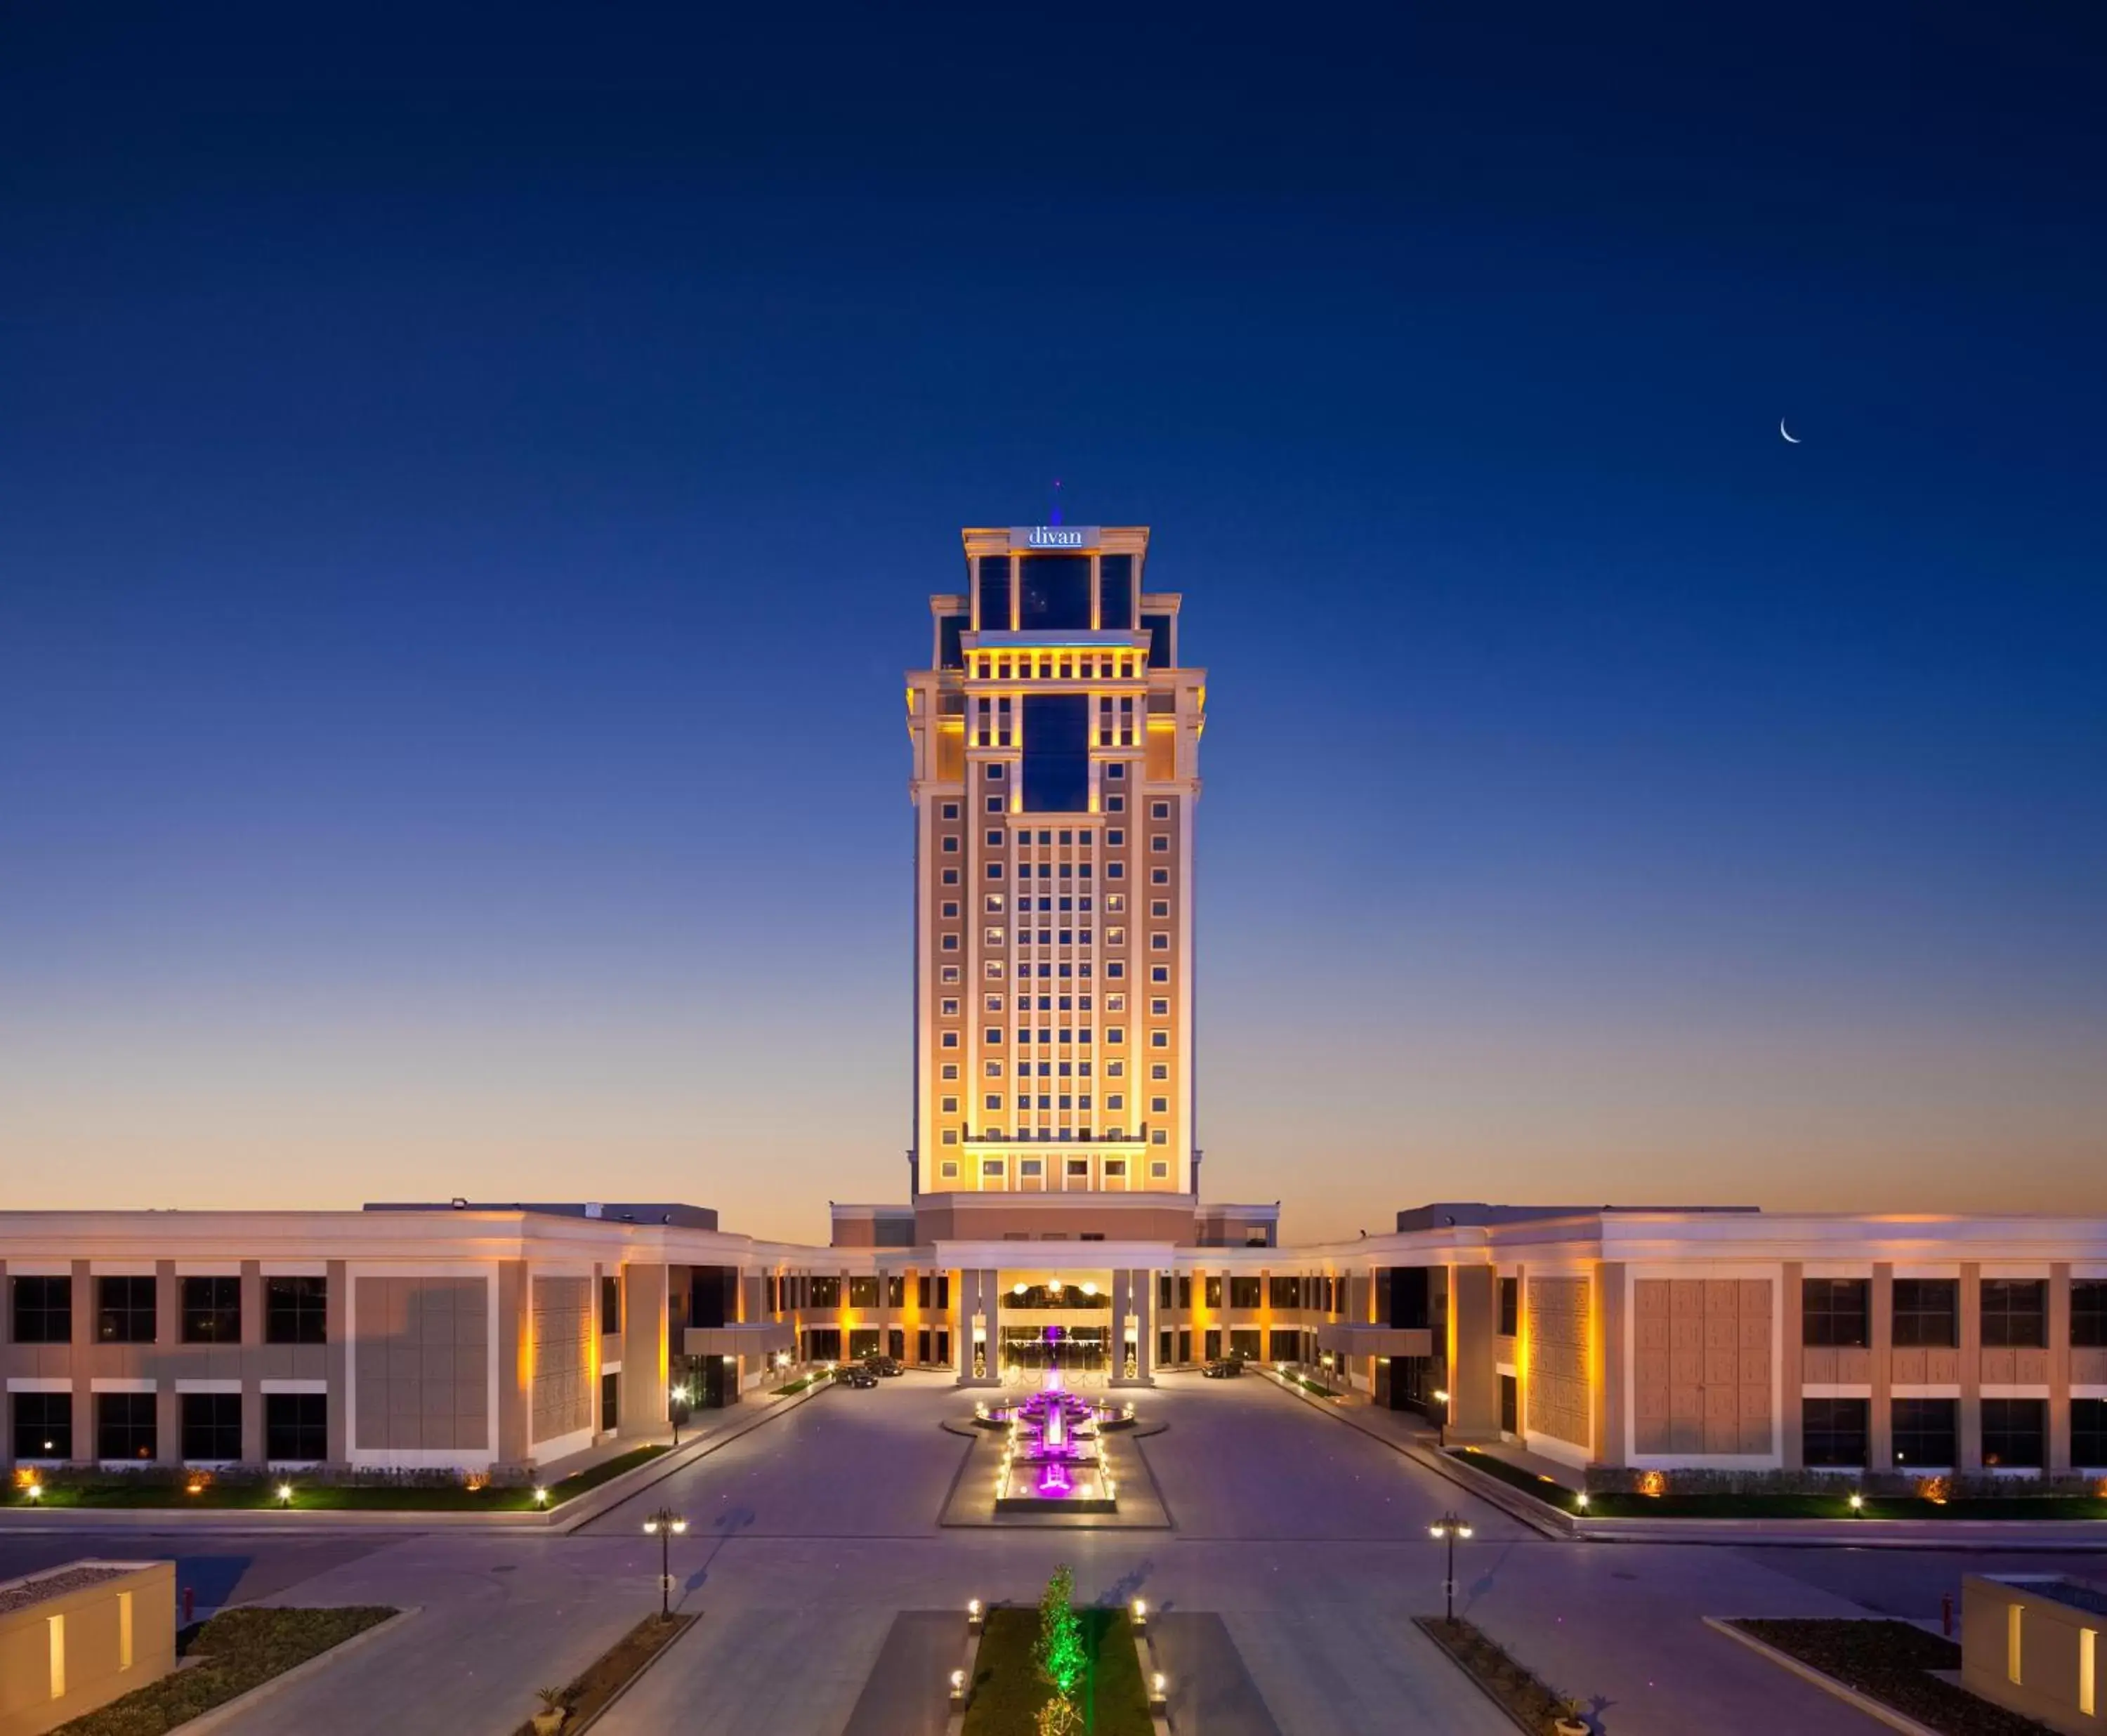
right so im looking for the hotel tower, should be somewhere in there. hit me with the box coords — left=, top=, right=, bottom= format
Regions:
left=905, top=525, right=1206, bottom=1205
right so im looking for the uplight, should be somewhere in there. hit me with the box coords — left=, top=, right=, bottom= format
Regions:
left=532, top=1486, right=549, bottom=1506
left=276, top=1483, right=294, bottom=1506
left=25, top=1482, right=43, bottom=1502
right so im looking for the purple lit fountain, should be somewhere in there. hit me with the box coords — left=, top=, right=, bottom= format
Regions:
left=994, top=1368, right=1126, bottom=1513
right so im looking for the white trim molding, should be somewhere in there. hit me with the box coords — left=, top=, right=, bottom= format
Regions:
left=259, top=1379, right=328, bottom=1395
left=173, top=1379, right=242, bottom=1394
left=5, top=1377, right=72, bottom=1393
left=90, top=1376, right=155, bottom=1393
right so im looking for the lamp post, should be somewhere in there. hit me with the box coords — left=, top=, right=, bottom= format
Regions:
left=642, top=1505, right=688, bottom=1620
left=1432, top=1386, right=1451, bottom=1449
left=1429, top=1510, right=1471, bottom=1623
left=669, top=1383, right=690, bottom=1447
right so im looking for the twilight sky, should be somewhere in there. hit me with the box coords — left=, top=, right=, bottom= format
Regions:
left=3, top=5, right=2103, bottom=1242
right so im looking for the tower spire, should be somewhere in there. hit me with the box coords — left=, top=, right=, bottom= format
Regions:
left=1049, top=478, right=1063, bottom=527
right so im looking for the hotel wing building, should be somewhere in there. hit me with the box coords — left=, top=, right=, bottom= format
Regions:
left=6, top=523, right=2106, bottom=1490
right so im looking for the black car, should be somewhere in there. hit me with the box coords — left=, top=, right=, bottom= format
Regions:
left=1202, top=1356, right=1244, bottom=1378
left=841, top=1363, right=879, bottom=1388
left=862, top=1355, right=904, bottom=1377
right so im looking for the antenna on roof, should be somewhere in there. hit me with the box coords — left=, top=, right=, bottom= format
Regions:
left=1049, top=478, right=1063, bottom=527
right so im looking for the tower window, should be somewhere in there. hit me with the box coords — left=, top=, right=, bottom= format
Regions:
left=941, top=803, right=959, bottom=820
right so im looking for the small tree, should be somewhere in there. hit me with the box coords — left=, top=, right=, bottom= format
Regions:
left=1034, top=1563, right=1086, bottom=1728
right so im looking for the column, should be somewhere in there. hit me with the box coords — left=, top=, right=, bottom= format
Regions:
left=2049, top=1263, right=2073, bottom=1475
left=239, top=1261, right=265, bottom=1464
left=324, top=1258, right=350, bottom=1466
left=70, top=1260, right=93, bottom=1466
left=1960, top=1263, right=1983, bottom=1473
left=981, top=1268, right=1001, bottom=1386
left=1870, top=1263, right=1894, bottom=1475
left=1450, top=1265, right=1498, bottom=1446
left=1780, top=1263, right=1804, bottom=1470
left=1131, top=1267, right=1155, bottom=1386
left=497, top=1261, right=531, bottom=1464
left=1110, top=1271, right=1132, bottom=1385
left=618, top=1263, right=667, bottom=1434
left=954, top=1269, right=978, bottom=1384
left=154, top=1260, right=180, bottom=1466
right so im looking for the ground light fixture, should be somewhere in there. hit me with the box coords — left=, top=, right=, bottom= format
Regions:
left=642, top=1505, right=688, bottom=1620
left=276, top=1483, right=294, bottom=1508
left=1429, top=1511, right=1472, bottom=1622
left=967, top=1598, right=983, bottom=1629
left=25, top=1482, right=43, bottom=1502
left=1433, top=1388, right=1451, bottom=1449
left=1131, top=1598, right=1148, bottom=1629
left=532, top=1486, right=549, bottom=1506
left=1849, top=1491, right=1865, bottom=1514
left=1574, top=1492, right=1589, bottom=1511
left=949, top=1669, right=966, bottom=1704
left=1149, top=1672, right=1168, bottom=1710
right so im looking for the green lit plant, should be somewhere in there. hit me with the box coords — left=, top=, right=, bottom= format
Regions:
left=1033, top=1564, right=1086, bottom=1732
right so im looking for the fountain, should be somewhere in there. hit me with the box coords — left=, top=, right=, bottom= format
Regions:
left=989, top=1367, right=1132, bottom=1513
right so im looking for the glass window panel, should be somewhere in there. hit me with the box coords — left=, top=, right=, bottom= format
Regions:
left=1017, top=555, right=1091, bottom=631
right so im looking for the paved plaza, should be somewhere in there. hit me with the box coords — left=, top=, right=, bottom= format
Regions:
left=4, top=1372, right=2098, bottom=1734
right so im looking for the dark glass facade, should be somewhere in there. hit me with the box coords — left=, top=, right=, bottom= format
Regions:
left=97, top=1392, right=156, bottom=1461
left=1099, top=554, right=1134, bottom=629
left=938, top=613, right=964, bottom=670
left=1018, top=555, right=1091, bottom=630
left=1801, top=1279, right=1869, bottom=1348
left=1142, top=612, right=1172, bottom=669
left=1021, top=695, right=1090, bottom=811
left=977, top=555, right=1010, bottom=631
left=11, top=1391, right=70, bottom=1461
left=1891, top=1279, right=1957, bottom=1348
left=97, top=1276, right=156, bottom=1344
left=265, top=1275, right=327, bottom=1344
left=1980, top=1280, right=2047, bottom=1348
left=266, top=1392, right=327, bottom=1460
left=1891, top=1397, right=1957, bottom=1467
left=1801, top=1396, right=1869, bottom=1466
left=1981, top=1397, right=2045, bottom=1468
left=10, top=1275, right=70, bottom=1344
left=181, top=1276, right=241, bottom=1343
left=182, top=1392, right=243, bottom=1460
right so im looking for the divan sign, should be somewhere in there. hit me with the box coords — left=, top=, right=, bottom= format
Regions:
left=1009, top=525, right=1101, bottom=551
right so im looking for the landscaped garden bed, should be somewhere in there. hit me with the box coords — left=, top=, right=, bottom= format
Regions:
left=1414, top=1616, right=1584, bottom=1735
left=508, top=1612, right=697, bottom=1736
left=52, top=1605, right=398, bottom=1735
left=1447, top=1449, right=2107, bottom=1520
left=7, top=1445, right=667, bottom=1512
left=1729, top=1619, right=2056, bottom=1736
left=962, top=1596, right=1149, bottom=1733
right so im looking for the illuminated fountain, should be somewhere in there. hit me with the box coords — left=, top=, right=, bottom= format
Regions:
left=988, top=1367, right=1138, bottom=1513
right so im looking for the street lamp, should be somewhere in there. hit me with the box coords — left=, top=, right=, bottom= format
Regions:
left=642, top=1506, right=688, bottom=1620
left=1429, top=1511, right=1472, bottom=1622
left=1432, top=1387, right=1451, bottom=1449
left=669, top=1383, right=690, bottom=1447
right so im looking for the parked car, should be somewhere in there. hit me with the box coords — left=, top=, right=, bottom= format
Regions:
left=841, top=1363, right=879, bottom=1388
left=862, top=1354, right=904, bottom=1377
left=1202, top=1357, right=1244, bottom=1378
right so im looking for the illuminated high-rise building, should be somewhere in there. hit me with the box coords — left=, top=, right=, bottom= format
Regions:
left=905, top=525, right=1206, bottom=1204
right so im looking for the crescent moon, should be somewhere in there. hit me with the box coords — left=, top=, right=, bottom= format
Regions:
left=1779, top=419, right=1800, bottom=444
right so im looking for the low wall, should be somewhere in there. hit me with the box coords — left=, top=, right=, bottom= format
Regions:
left=0, top=1558, right=176, bottom=1736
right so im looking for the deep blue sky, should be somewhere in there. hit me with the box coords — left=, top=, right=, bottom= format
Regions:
left=3, top=4, right=2103, bottom=1239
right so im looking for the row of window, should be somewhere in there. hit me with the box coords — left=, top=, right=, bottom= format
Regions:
left=1802, top=1396, right=2107, bottom=1470
left=768, top=1274, right=953, bottom=1313
left=10, top=1275, right=329, bottom=1346
left=931, top=866, right=1176, bottom=893
left=937, top=1060, right=1171, bottom=1084
left=934, top=796, right=1174, bottom=831
left=964, top=652, right=1146, bottom=682
left=933, top=1156, right=1175, bottom=1181
left=1802, top=1277, right=2107, bottom=1349
left=943, top=1028, right=1175, bottom=1048
left=10, top=1390, right=328, bottom=1463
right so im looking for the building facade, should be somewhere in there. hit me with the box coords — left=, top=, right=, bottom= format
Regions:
left=6, top=522, right=2103, bottom=1487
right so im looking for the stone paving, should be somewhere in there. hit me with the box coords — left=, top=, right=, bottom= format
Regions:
left=5, top=1369, right=2089, bottom=1734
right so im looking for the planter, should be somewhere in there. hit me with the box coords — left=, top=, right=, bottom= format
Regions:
left=1554, top=1721, right=1589, bottom=1736
left=531, top=1711, right=565, bottom=1734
